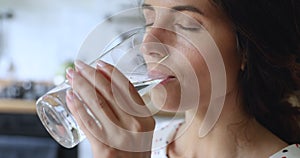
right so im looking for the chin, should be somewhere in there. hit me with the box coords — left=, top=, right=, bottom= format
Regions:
left=150, top=82, right=202, bottom=113
left=149, top=84, right=182, bottom=112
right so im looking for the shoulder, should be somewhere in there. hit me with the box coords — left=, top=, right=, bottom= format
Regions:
left=269, top=144, right=300, bottom=158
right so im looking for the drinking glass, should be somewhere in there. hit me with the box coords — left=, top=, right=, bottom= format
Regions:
left=36, top=27, right=168, bottom=148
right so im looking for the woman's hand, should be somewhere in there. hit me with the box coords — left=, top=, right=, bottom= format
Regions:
left=65, top=60, right=155, bottom=158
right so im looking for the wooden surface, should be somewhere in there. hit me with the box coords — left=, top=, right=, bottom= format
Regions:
left=0, top=80, right=37, bottom=114
left=0, top=99, right=36, bottom=114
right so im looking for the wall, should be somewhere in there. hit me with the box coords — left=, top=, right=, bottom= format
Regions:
left=0, top=0, right=142, bottom=82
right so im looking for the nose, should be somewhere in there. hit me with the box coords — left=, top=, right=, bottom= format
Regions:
left=141, top=27, right=170, bottom=61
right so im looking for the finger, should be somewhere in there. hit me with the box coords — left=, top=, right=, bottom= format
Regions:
left=73, top=60, right=127, bottom=118
left=66, top=67, right=119, bottom=124
left=71, top=61, right=154, bottom=135
left=67, top=89, right=153, bottom=154
left=66, top=89, right=104, bottom=143
left=96, top=60, right=152, bottom=117
left=66, top=90, right=128, bottom=151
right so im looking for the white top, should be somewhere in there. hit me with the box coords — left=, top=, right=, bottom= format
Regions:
left=151, top=120, right=300, bottom=158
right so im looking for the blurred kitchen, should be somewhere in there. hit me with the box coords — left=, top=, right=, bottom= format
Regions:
left=0, top=0, right=142, bottom=157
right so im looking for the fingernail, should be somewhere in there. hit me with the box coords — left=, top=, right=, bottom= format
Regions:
left=97, top=60, right=107, bottom=68
left=66, top=67, right=74, bottom=78
left=74, top=60, right=86, bottom=70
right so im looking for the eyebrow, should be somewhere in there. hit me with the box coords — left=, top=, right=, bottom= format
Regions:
left=142, top=3, right=205, bottom=16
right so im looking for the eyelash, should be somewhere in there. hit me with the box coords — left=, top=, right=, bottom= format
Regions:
left=174, top=23, right=202, bottom=31
left=145, top=23, right=202, bottom=32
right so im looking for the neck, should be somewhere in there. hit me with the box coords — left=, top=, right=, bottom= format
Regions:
left=185, top=90, right=248, bottom=155
left=169, top=89, right=287, bottom=157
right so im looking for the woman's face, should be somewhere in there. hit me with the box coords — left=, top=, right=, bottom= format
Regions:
left=142, top=0, right=241, bottom=112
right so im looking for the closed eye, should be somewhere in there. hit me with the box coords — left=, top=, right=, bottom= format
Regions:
left=174, top=23, right=202, bottom=31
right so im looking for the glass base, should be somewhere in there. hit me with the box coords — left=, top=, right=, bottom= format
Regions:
left=36, top=93, right=85, bottom=148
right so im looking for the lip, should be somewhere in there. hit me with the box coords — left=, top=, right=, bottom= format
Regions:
left=160, top=76, right=176, bottom=85
left=148, top=70, right=176, bottom=84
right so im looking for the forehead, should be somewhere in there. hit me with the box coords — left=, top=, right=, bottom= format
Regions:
left=143, top=0, right=230, bottom=27
left=144, top=0, right=211, bottom=9
left=143, top=0, right=215, bottom=14
left=143, top=0, right=209, bottom=5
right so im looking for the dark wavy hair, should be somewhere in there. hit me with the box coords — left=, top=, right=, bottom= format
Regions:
left=212, top=0, right=300, bottom=144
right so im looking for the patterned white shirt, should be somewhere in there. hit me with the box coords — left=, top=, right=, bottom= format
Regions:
left=151, top=120, right=300, bottom=158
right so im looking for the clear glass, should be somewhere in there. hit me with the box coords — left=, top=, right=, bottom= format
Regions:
left=36, top=27, right=167, bottom=148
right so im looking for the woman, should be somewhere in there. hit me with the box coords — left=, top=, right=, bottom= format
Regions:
left=65, top=0, right=300, bottom=157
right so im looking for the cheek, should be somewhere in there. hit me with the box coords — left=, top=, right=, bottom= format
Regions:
left=185, top=49, right=212, bottom=102
left=150, top=47, right=211, bottom=112
left=208, top=23, right=241, bottom=92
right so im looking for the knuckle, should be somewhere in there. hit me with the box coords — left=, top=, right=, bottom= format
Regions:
left=86, top=68, right=96, bottom=77
left=92, top=94, right=105, bottom=108
left=103, top=83, right=114, bottom=96
left=84, top=117, right=95, bottom=128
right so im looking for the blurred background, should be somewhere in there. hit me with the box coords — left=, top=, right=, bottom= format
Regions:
left=0, top=0, right=144, bottom=157
left=0, top=0, right=142, bottom=82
